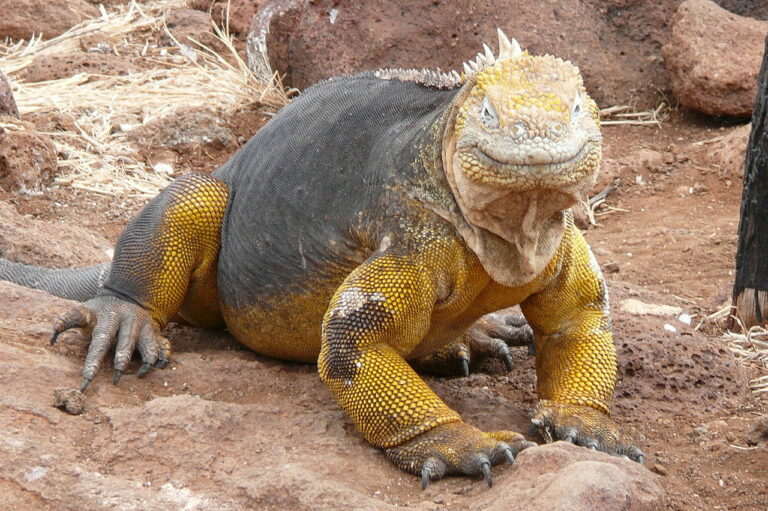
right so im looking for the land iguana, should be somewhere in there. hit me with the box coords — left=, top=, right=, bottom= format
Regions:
left=0, top=30, right=643, bottom=487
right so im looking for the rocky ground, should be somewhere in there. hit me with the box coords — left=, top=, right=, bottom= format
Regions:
left=1, top=0, right=768, bottom=510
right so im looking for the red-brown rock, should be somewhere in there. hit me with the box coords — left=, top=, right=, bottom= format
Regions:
left=0, top=116, right=58, bottom=193
left=473, top=443, right=664, bottom=511
left=0, top=70, right=18, bottom=118
left=162, top=8, right=224, bottom=50
left=0, top=0, right=98, bottom=41
left=190, top=0, right=268, bottom=37
left=663, top=0, right=768, bottom=118
left=249, top=0, right=681, bottom=109
left=19, top=53, right=137, bottom=83
left=125, top=107, right=237, bottom=156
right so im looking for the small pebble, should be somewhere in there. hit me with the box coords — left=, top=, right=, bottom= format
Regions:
left=52, top=387, right=86, bottom=415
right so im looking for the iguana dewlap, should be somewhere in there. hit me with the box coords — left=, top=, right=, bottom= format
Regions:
left=0, top=30, right=643, bottom=487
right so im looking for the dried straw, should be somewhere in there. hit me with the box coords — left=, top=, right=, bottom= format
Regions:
left=717, top=313, right=768, bottom=393
left=0, top=0, right=293, bottom=197
left=599, top=103, right=667, bottom=126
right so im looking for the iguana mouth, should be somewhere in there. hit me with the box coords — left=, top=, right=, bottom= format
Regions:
left=472, top=144, right=589, bottom=171
left=460, top=143, right=596, bottom=186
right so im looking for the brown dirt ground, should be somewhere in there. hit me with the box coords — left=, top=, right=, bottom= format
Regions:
left=2, top=2, right=768, bottom=510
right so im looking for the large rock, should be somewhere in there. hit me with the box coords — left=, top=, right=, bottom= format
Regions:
left=472, top=443, right=664, bottom=511
left=0, top=0, right=98, bottom=41
left=663, top=0, right=768, bottom=118
left=0, top=116, right=58, bottom=193
left=248, top=0, right=679, bottom=109
left=0, top=70, right=18, bottom=118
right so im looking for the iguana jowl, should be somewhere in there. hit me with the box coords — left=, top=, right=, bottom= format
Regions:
left=0, top=29, right=643, bottom=486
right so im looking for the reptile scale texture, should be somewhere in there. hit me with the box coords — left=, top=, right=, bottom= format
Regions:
left=0, top=29, right=643, bottom=486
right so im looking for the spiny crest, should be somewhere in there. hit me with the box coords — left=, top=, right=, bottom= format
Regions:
left=374, top=68, right=462, bottom=90
left=374, top=28, right=524, bottom=89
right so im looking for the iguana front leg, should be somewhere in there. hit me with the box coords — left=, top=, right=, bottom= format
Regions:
left=319, top=246, right=532, bottom=488
left=520, top=224, right=643, bottom=462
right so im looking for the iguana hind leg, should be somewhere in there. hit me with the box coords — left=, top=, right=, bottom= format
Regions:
left=411, top=311, right=534, bottom=377
left=52, top=173, right=229, bottom=390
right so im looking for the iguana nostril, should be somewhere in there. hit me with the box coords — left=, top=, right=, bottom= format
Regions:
left=511, top=122, right=527, bottom=140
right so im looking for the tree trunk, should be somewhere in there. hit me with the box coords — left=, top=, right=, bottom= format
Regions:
left=731, top=35, right=768, bottom=330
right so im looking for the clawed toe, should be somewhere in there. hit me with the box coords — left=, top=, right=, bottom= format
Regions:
left=420, top=458, right=445, bottom=490
left=137, top=362, right=152, bottom=378
left=51, top=306, right=93, bottom=346
left=480, top=461, right=492, bottom=487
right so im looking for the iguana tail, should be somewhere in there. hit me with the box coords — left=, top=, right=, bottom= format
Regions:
left=0, top=257, right=111, bottom=301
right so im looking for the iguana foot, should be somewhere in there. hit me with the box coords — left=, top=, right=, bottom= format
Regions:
left=471, top=311, right=535, bottom=356
left=532, top=401, right=644, bottom=463
left=411, top=311, right=534, bottom=376
left=385, top=422, right=535, bottom=489
left=51, top=295, right=170, bottom=391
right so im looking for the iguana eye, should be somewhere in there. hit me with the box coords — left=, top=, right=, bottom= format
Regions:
left=571, top=92, right=582, bottom=121
left=480, top=96, right=499, bottom=129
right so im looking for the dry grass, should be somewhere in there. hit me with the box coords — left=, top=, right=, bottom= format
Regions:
left=0, top=0, right=293, bottom=197
left=599, top=103, right=667, bottom=126
left=699, top=305, right=768, bottom=394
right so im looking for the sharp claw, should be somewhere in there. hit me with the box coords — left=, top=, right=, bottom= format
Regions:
left=137, top=362, right=151, bottom=378
left=155, top=359, right=168, bottom=369
left=563, top=435, right=575, bottom=443
left=80, top=377, right=92, bottom=392
left=481, top=462, right=492, bottom=487
left=460, top=358, right=470, bottom=377
left=637, top=454, right=644, bottom=465
left=113, top=370, right=123, bottom=385
left=421, top=466, right=431, bottom=490
left=504, top=447, right=515, bottom=464
left=50, top=330, right=59, bottom=346
left=503, top=353, right=514, bottom=371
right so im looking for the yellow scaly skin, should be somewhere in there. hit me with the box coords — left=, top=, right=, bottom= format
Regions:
left=46, top=32, right=642, bottom=488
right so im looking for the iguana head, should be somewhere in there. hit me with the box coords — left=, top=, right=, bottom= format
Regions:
left=447, top=29, right=601, bottom=196
left=438, top=31, right=602, bottom=286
